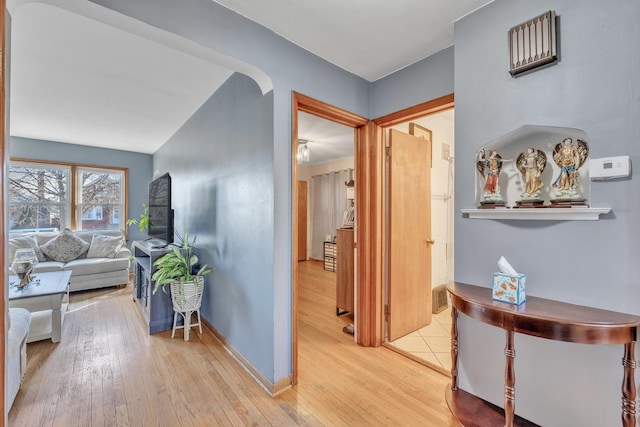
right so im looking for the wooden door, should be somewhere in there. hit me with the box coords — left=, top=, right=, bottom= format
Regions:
left=297, top=181, right=308, bottom=261
left=387, top=129, right=432, bottom=341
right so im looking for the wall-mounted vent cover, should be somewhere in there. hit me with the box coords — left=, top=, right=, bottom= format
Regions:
left=509, top=10, right=558, bottom=76
left=432, top=285, right=448, bottom=314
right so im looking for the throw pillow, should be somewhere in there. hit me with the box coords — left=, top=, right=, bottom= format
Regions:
left=87, top=234, right=125, bottom=258
left=8, top=235, right=46, bottom=263
left=40, top=228, right=90, bottom=262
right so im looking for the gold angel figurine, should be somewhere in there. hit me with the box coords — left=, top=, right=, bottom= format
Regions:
left=516, top=148, right=547, bottom=200
left=552, top=138, right=589, bottom=199
left=477, top=149, right=504, bottom=202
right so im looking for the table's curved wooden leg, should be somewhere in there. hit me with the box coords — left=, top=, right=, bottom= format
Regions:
left=505, top=330, right=515, bottom=427
left=622, top=342, right=636, bottom=427
left=451, top=307, right=459, bottom=391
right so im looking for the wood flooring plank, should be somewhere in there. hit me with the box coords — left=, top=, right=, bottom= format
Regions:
left=9, top=261, right=456, bottom=426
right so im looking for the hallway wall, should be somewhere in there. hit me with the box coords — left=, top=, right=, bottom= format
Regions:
left=453, top=1, right=640, bottom=425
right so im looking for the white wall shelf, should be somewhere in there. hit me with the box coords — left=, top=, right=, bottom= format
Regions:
left=461, top=207, right=611, bottom=221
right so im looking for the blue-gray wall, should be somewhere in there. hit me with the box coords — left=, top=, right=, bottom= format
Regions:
left=14, top=1, right=639, bottom=424
left=371, top=46, right=454, bottom=118
left=153, top=73, right=275, bottom=378
left=453, top=1, right=640, bottom=425
left=89, top=0, right=370, bottom=382
left=9, top=136, right=153, bottom=243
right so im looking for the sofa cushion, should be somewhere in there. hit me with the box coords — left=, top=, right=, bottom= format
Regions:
left=87, top=233, right=125, bottom=258
left=7, top=307, right=31, bottom=410
left=32, top=261, right=65, bottom=273
left=73, top=229, right=123, bottom=243
left=9, top=235, right=46, bottom=263
left=8, top=308, right=31, bottom=349
left=64, top=257, right=130, bottom=275
left=40, top=229, right=90, bottom=262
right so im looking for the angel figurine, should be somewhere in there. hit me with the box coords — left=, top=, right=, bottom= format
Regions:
left=551, top=138, right=589, bottom=200
left=516, top=148, right=547, bottom=200
left=477, top=149, right=505, bottom=203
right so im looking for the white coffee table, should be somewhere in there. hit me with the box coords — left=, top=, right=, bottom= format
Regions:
left=9, top=270, right=71, bottom=343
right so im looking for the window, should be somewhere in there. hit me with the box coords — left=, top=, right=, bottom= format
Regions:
left=9, top=163, right=70, bottom=232
left=81, top=206, right=104, bottom=221
left=76, top=167, right=124, bottom=231
left=9, top=160, right=127, bottom=233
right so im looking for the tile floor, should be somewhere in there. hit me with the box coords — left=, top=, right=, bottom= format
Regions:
left=387, top=306, right=452, bottom=372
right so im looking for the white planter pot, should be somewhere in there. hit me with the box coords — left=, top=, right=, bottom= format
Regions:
left=169, top=276, right=204, bottom=341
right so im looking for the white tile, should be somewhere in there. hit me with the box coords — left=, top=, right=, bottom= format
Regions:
left=417, top=322, right=449, bottom=337
left=425, top=336, right=452, bottom=353
left=435, top=352, right=452, bottom=372
left=434, top=308, right=452, bottom=326
left=391, top=335, right=430, bottom=353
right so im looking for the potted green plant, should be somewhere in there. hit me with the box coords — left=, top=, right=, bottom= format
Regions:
left=151, top=231, right=212, bottom=296
left=126, top=203, right=151, bottom=260
left=151, top=231, right=211, bottom=340
left=126, top=202, right=149, bottom=232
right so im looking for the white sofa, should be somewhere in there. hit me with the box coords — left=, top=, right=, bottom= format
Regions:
left=7, top=307, right=30, bottom=410
left=9, top=229, right=131, bottom=292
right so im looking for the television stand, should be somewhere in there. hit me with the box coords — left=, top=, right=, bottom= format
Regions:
left=132, top=240, right=176, bottom=334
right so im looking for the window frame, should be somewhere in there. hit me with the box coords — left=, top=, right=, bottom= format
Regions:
left=10, top=158, right=128, bottom=235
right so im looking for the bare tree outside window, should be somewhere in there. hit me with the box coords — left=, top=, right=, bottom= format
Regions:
left=9, top=164, right=70, bottom=232
left=9, top=161, right=127, bottom=233
left=77, top=169, right=123, bottom=231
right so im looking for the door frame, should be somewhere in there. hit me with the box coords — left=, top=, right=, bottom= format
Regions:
left=368, top=93, right=455, bottom=346
left=291, top=92, right=369, bottom=384
left=290, top=92, right=454, bottom=383
left=387, top=128, right=433, bottom=341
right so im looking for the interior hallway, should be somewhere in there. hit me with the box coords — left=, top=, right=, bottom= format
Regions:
left=9, top=260, right=455, bottom=426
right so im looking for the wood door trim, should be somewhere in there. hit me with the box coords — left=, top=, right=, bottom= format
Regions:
left=1, top=1, right=8, bottom=423
left=374, top=93, right=454, bottom=127
left=293, top=92, right=369, bottom=128
left=354, top=121, right=384, bottom=347
left=292, top=92, right=453, bottom=358
left=291, top=92, right=368, bottom=384
left=360, top=93, right=454, bottom=347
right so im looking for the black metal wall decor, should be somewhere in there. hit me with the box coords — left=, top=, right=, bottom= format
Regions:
left=509, top=11, right=558, bottom=76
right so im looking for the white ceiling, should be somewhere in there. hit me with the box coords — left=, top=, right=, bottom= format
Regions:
left=10, top=3, right=235, bottom=154
left=298, top=112, right=354, bottom=165
left=9, top=0, right=490, bottom=154
left=212, top=0, right=494, bottom=81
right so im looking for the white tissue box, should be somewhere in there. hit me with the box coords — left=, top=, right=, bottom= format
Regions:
left=492, top=273, right=526, bottom=305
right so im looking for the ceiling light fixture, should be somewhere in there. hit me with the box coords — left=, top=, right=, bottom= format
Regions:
left=297, top=139, right=310, bottom=163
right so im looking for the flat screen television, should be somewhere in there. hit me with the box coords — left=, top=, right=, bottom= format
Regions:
left=148, top=173, right=174, bottom=244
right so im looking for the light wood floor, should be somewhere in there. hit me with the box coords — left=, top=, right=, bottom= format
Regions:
left=9, top=260, right=456, bottom=426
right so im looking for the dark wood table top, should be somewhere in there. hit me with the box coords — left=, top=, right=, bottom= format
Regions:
left=447, top=282, right=640, bottom=345
left=9, top=270, right=72, bottom=300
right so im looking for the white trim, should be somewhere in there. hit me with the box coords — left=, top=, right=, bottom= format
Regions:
left=461, top=207, right=611, bottom=221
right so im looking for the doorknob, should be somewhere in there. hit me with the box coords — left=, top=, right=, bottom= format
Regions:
left=426, top=239, right=435, bottom=245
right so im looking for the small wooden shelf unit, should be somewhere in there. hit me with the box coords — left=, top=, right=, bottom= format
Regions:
left=446, top=282, right=640, bottom=427
left=335, top=228, right=354, bottom=315
left=323, top=241, right=337, bottom=272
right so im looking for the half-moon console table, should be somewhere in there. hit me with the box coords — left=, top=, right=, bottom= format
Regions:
left=446, top=282, right=640, bottom=427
